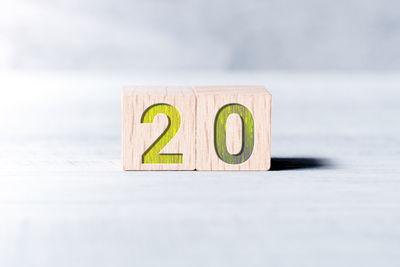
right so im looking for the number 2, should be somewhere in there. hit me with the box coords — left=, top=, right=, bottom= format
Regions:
left=141, top=104, right=183, bottom=164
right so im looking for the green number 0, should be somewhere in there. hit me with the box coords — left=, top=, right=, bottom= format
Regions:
left=214, top=103, right=255, bottom=164
left=141, top=104, right=183, bottom=164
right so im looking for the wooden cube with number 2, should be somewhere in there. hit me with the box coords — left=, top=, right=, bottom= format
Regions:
left=122, top=86, right=196, bottom=170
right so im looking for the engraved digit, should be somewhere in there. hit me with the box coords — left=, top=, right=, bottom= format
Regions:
left=214, top=103, right=254, bottom=164
left=141, top=104, right=183, bottom=164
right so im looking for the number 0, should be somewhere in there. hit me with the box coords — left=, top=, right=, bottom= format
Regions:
left=141, top=104, right=183, bottom=164
left=214, top=103, right=255, bottom=164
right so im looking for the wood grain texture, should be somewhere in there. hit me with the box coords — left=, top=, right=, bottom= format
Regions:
left=194, top=86, right=271, bottom=170
left=122, top=86, right=195, bottom=170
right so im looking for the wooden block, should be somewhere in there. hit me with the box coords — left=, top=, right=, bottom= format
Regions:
left=122, top=86, right=196, bottom=170
left=194, top=86, right=271, bottom=170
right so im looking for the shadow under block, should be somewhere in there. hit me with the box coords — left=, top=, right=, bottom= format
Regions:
left=194, top=86, right=271, bottom=170
left=122, top=86, right=196, bottom=170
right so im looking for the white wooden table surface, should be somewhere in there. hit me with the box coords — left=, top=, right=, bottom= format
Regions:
left=0, top=71, right=399, bottom=267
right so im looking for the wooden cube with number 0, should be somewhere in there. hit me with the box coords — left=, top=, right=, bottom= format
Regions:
left=122, top=86, right=196, bottom=170
left=194, top=86, right=271, bottom=170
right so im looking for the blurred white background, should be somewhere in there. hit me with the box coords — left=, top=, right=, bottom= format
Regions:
left=0, top=0, right=399, bottom=71
left=1, top=1, right=400, bottom=267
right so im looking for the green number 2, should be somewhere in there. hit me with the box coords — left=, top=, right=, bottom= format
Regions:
left=141, top=104, right=183, bottom=164
left=214, top=103, right=255, bottom=164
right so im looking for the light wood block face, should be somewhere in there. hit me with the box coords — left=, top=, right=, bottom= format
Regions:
left=122, top=86, right=196, bottom=170
left=194, top=86, right=271, bottom=170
